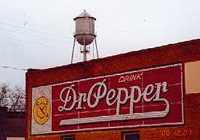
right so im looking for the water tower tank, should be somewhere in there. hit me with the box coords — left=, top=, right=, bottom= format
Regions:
left=74, top=10, right=96, bottom=46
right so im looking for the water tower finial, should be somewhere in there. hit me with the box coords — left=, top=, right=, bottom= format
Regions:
left=71, top=11, right=99, bottom=63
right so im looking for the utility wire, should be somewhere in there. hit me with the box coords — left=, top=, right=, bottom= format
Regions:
left=0, top=21, right=72, bottom=40
left=0, top=23, right=72, bottom=48
left=0, top=65, right=27, bottom=71
left=1, top=29, right=58, bottom=48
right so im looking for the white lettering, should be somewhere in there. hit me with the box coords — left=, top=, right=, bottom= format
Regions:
left=87, top=79, right=107, bottom=108
left=118, top=73, right=143, bottom=83
left=58, top=85, right=77, bottom=112
left=58, top=80, right=169, bottom=117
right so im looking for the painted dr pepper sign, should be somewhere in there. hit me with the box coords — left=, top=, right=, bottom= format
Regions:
left=31, top=64, right=184, bottom=134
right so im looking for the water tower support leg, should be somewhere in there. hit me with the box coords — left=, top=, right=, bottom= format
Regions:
left=83, top=45, right=87, bottom=61
left=83, top=36, right=87, bottom=61
left=71, top=38, right=76, bottom=64
left=95, top=38, right=99, bottom=58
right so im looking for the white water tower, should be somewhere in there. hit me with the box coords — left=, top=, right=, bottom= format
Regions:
left=71, top=10, right=99, bottom=63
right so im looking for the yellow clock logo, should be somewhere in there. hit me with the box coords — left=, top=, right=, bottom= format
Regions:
left=33, top=96, right=50, bottom=125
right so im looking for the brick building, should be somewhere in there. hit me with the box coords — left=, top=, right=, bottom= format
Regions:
left=0, top=107, right=25, bottom=140
left=26, top=39, right=200, bottom=140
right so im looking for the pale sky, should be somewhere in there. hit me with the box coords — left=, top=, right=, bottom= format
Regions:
left=0, top=0, right=200, bottom=88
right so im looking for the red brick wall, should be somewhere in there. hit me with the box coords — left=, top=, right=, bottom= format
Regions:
left=26, top=39, right=200, bottom=140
